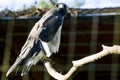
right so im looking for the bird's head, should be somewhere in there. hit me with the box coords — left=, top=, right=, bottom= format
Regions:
left=55, top=3, right=68, bottom=17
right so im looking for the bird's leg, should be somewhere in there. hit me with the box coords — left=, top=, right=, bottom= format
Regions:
left=42, top=56, right=52, bottom=63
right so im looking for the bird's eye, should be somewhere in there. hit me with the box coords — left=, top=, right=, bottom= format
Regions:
left=56, top=4, right=59, bottom=7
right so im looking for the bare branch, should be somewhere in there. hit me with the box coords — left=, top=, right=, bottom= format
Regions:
left=43, top=45, right=120, bottom=80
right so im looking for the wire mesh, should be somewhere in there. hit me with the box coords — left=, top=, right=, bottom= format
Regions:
left=0, top=14, right=120, bottom=80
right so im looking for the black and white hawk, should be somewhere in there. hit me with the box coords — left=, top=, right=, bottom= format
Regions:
left=6, top=3, right=67, bottom=77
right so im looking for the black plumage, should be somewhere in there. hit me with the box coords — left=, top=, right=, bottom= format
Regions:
left=40, top=13, right=63, bottom=42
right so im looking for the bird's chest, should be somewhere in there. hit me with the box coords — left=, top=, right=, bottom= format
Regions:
left=39, top=15, right=62, bottom=42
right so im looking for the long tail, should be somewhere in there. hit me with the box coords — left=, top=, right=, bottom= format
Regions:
left=6, top=56, right=34, bottom=77
left=6, top=57, right=23, bottom=77
left=6, top=47, right=32, bottom=77
left=6, top=38, right=46, bottom=77
left=21, top=58, right=33, bottom=76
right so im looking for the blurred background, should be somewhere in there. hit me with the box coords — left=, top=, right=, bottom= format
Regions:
left=0, top=0, right=120, bottom=80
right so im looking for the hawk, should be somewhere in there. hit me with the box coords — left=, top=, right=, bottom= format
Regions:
left=6, top=3, right=67, bottom=76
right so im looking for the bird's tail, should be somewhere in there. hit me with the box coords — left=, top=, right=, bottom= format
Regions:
left=21, top=58, right=33, bottom=76
left=6, top=57, right=23, bottom=77
left=6, top=38, right=44, bottom=77
left=6, top=56, right=34, bottom=77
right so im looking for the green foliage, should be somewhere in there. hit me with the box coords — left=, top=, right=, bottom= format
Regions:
left=36, top=0, right=57, bottom=10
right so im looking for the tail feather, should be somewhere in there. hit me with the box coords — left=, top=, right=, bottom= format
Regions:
left=6, top=47, right=31, bottom=77
left=6, top=57, right=23, bottom=77
left=6, top=37, right=44, bottom=77
left=21, top=58, right=33, bottom=76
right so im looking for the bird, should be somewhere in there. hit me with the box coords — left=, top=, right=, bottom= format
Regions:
left=6, top=3, right=68, bottom=77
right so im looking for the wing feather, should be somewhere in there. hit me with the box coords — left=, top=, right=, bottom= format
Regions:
left=48, top=26, right=62, bottom=53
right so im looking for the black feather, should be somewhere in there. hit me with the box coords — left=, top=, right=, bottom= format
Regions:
left=39, top=13, right=63, bottom=42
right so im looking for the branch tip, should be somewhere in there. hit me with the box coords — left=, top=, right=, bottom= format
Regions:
left=43, top=45, right=120, bottom=80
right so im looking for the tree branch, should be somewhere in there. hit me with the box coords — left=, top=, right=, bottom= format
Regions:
left=43, top=45, right=120, bottom=80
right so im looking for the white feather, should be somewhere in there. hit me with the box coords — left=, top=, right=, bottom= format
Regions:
left=48, top=26, right=62, bottom=53
left=40, top=40, right=52, bottom=57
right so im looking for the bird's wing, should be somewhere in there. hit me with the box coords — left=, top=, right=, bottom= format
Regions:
left=48, top=26, right=62, bottom=53
left=39, top=13, right=63, bottom=56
